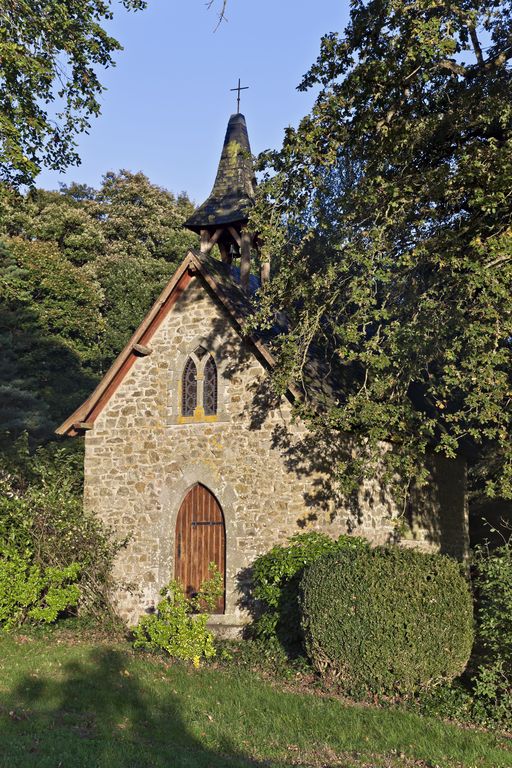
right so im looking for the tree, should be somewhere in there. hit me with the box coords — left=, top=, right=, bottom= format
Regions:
left=0, top=238, right=103, bottom=439
left=252, top=0, right=512, bottom=500
left=0, top=185, right=105, bottom=265
left=91, top=170, right=197, bottom=366
left=97, top=170, right=195, bottom=263
left=0, top=170, right=198, bottom=391
left=0, top=0, right=147, bottom=186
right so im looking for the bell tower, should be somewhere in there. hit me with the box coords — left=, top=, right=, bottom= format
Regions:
left=184, top=110, right=267, bottom=290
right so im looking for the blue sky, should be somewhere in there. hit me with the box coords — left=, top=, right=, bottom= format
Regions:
left=37, top=1, right=349, bottom=205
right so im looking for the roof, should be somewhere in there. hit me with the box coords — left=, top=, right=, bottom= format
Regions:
left=184, top=113, right=256, bottom=232
left=57, top=248, right=342, bottom=437
left=56, top=250, right=281, bottom=436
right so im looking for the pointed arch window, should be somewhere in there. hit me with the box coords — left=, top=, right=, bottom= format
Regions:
left=181, top=357, right=198, bottom=416
left=203, top=357, right=218, bottom=416
left=179, top=348, right=218, bottom=421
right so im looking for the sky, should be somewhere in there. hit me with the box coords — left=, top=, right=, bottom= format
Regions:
left=36, top=1, right=349, bottom=206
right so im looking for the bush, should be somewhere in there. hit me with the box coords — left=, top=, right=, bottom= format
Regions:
left=300, top=546, right=474, bottom=695
left=133, top=564, right=223, bottom=665
left=0, top=549, right=80, bottom=629
left=0, top=436, right=122, bottom=626
left=251, top=532, right=369, bottom=653
left=471, top=538, right=512, bottom=727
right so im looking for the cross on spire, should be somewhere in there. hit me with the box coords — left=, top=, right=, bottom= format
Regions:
left=230, top=78, right=249, bottom=113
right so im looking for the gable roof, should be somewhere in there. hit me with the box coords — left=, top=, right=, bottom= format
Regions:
left=56, top=249, right=285, bottom=437
left=184, top=113, right=256, bottom=232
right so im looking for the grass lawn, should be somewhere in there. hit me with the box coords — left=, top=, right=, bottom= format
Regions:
left=0, top=630, right=510, bottom=768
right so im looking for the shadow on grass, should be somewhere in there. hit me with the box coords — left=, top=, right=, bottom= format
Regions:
left=0, top=646, right=312, bottom=768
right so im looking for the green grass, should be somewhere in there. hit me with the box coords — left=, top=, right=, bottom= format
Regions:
left=0, top=630, right=510, bottom=768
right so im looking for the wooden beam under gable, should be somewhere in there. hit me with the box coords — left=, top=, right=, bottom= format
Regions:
left=133, top=343, right=152, bottom=356
left=228, top=227, right=241, bottom=248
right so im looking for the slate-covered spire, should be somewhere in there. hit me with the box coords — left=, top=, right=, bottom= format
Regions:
left=184, top=113, right=255, bottom=232
left=183, top=112, right=268, bottom=291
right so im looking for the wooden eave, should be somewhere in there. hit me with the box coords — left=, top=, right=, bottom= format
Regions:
left=56, top=249, right=286, bottom=437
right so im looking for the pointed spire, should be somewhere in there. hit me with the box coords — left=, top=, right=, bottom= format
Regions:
left=184, top=113, right=255, bottom=233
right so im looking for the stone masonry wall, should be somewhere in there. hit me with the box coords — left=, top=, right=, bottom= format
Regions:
left=84, top=277, right=468, bottom=627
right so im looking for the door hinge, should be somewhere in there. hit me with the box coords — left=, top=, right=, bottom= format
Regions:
left=191, top=521, right=223, bottom=527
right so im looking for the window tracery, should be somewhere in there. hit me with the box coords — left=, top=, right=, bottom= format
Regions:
left=203, top=357, right=218, bottom=416
left=179, top=348, right=218, bottom=421
left=181, top=357, right=198, bottom=417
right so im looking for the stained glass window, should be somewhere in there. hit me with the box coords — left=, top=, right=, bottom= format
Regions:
left=182, top=357, right=197, bottom=416
left=203, top=356, right=218, bottom=416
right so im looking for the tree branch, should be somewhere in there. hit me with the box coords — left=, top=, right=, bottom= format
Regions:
left=206, top=0, right=228, bottom=30
left=469, top=25, right=484, bottom=66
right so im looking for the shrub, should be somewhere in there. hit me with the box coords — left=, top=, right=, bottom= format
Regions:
left=471, top=538, right=512, bottom=727
left=133, top=564, right=223, bottom=665
left=0, top=436, right=122, bottom=625
left=300, top=546, right=473, bottom=695
left=251, top=532, right=369, bottom=653
left=0, top=549, right=80, bottom=629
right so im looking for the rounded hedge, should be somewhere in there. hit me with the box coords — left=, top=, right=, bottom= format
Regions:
left=251, top=532, right=369, bottom=653
left=300, top=546, right=474, bottom=695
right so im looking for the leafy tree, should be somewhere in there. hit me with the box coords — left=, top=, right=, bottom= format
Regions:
left=0, top=170, right=198, bottom=435
left=97, top=170, right=195, bottom=263
left=96, top=254, right=174, bottom=367
left=252, top=0, right=512, bottom=501
left=0, top=237, right=103, bottom=438
left=0, top=435, right=123, bottom=623
left=91, top=170, right=197, bottom=366
left=0, top=0, right=147, bottom=185
left=0, top=186, right=105, bottom=265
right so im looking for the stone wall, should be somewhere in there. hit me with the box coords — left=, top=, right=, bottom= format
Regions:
left=84, top=277, right=468, bottom=628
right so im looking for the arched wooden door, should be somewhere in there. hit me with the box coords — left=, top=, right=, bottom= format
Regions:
left=174, top=484, right=226, bottom=614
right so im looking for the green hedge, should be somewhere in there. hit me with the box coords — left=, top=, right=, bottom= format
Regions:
left=471, top=538, right=512, bottom=727
left=300, top=546, right=473, bottom=695
left=251, top=532, right=369, bottom=654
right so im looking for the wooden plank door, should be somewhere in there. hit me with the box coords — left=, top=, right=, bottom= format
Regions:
left=174, top=484, right=226, bottom=614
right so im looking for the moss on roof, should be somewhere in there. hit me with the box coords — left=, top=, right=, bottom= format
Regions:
left=184, top=113, right=256, bottom=232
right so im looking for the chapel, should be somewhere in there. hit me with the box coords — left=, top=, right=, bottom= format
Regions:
left=57, top=111, right=469, bottom=632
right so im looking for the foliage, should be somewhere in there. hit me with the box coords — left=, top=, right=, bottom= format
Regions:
left=133, top=564, right=223, bottom=665
left=0, top=0, right=147, bottom=185
left=300, top=546, right=474, bottom=695
left=251, top=532, right=369, bottom=653
left=97, top=171, right=196, bottom=262
left=0, top=551, right=80, bottom=630
left=1, top=185, right=106, bottom=265
left=471, top=536, right=512, bottom=726
left=251, top=0, right=512, bottom=502
left=91, top=170, right=196, bottom=364
left=414, top=679, right=476, bottom=725
left=0, top=435, right=122, bottom=620
left=0, top=237, right=102, bottom=439
left=0, top=173, right=197, bottom=439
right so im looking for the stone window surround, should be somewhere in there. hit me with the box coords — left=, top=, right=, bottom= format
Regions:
left=168, top=335, right=229, bottom=426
